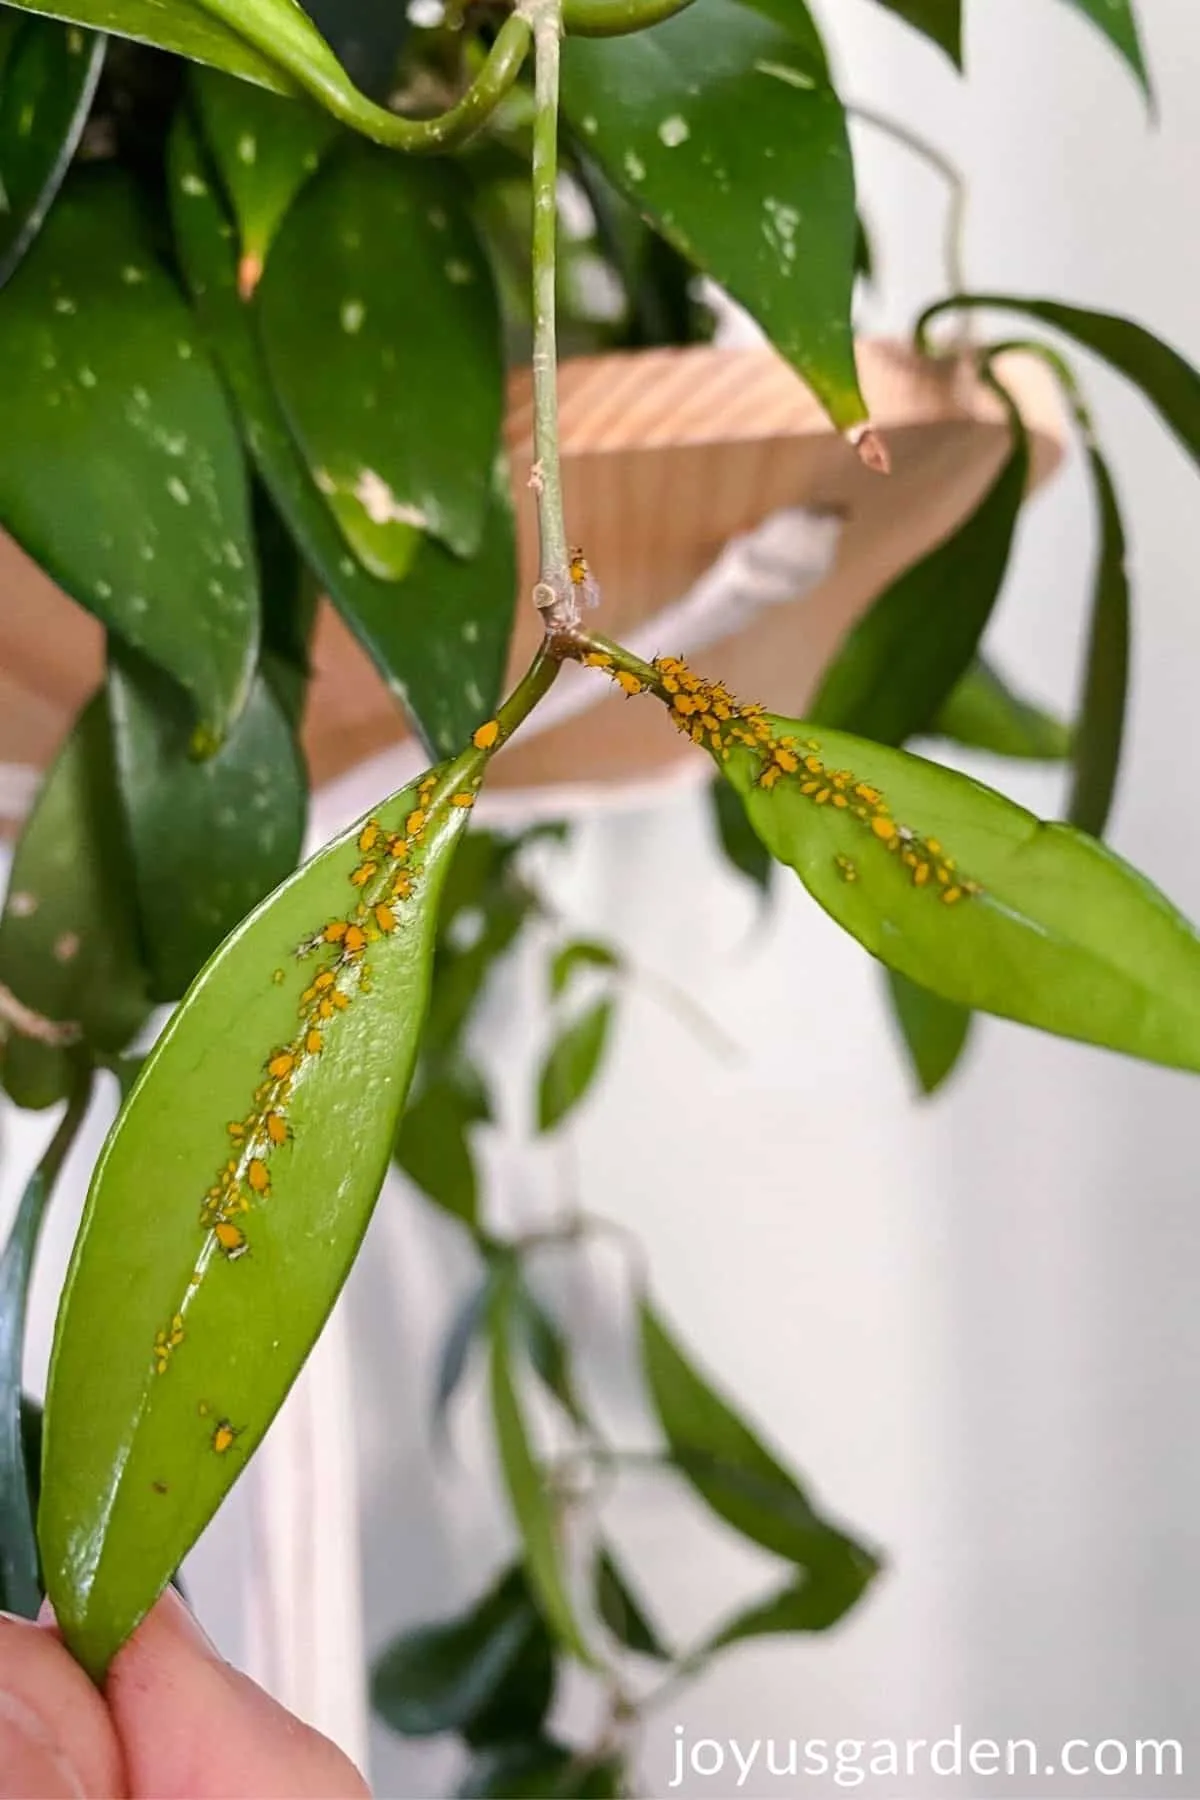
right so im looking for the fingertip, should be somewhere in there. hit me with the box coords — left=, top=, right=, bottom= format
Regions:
left=0, top=1610, right=125, bottom=1799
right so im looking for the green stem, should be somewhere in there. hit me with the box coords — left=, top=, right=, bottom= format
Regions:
left=985, top=337, right=1097, bottom=443
left=200, top=4, right=531, bottom=154
left=847, top=103, right=968, bottom=298
left=521, top=0, right=575, bottom=628
left=493, top=644, right=562, bottom=743
left=562, top=0, right=696, bottom=33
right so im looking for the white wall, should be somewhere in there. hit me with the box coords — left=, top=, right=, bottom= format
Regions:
left=6, top=3, right=1200, bottom=1796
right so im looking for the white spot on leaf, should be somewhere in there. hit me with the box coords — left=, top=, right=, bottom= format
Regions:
left=340, top=299, right=365, bottom=333
left=658, top=115, right=690, bottom=147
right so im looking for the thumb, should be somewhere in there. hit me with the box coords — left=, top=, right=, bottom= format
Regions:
left=101, top=1588, right=370, bottom=1800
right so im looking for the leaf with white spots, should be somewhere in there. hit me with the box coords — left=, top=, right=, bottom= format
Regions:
left=258, top=139, right=504, bottom=575
left=107, top=647, right=307, bottom=1002
left=168, top=113, right=514, bottom=753
left=0, top=0, right=301, bottom=94
left=40, top=746, right=486, bottom=1679
left=0, top=697, right=151, bottom=1111
left=718, top=715, right=1200, bottom=1071
left=191, top=66, right=340, bottom=296
left=561, top=0, right=865, bottom=430
left=0, top=169, right=259, bottom=740
left=0, top=16, right=105, bottom=292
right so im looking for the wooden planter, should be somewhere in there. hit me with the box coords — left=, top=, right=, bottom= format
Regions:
left=0, top=339, right=1065, bottom=832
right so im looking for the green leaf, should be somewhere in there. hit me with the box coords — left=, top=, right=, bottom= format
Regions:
left=537, top=999, right=613, bottom=1133
left=489, top=1267, right=592, bottom=1662
left=931, top=658, right=1071, bottom=761
left=550, top=939, right=619, bottom=998
left=107, top=648, right=307, bottom=1002
left=370, top=1562, right=554, bottom=1744
left=710, top=773, right=772, bottom=895
left=1068, top=447, right=1130, bottom=838
left=719, top=716, right=1200, bottom=1072
left=810, top=407, right=1028, bottom=744
left=457, top=1741, right=624, bottom=1800
left=922, top=297, right=1200, bottom=474
left=595, top=1544, right=669, bottom=1659
left=0, top=1064, right=92, bottom=1617
left=169, top=114, right=515, bottom=754
left=432, top=1270, right=495, bottom=1434
left=0, top=168, right=259, bottom=740
left=871, top=0, right=961, bottom=65
left=39, top=752, right=483, bottom=1679
left=640, top=1302, right=876, bottom=1617
left=515, top=1284, right=585, bottom=1424
left=0, top=698, right=151, bottom=1111
left=1055, top=0, right=1151, bottom=99
left=561, top=0, right=866, bottom=430
left=301, top=0, right=410, bottom=101
left=0, top=0, right=300, bottom=92
left=258, top=139, right=504, bottom=574
left=884, top=968, right=973, bottom=1096
left=395, top=1066, right=490, bottom=1229
left=704, top=1556, right=880, bottom=1650
left=192, top=66, right=340, bottom=287
left=0, top=17, right=104, bottom=291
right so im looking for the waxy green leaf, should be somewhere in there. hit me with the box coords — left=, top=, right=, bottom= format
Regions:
left=170, top=114, right=515, bottom=753
left=0, top=0, right=298, bottom=92
left=640, top=1302, right=875, bottom=1613
left=0, top=170, right=258, bottom=739
left=595, top=1544, right=669, bottom=1659
left=258, top=139, right=504, bottom=575
left=885, top=969, right=972, bottom=1096
left=39, top=754, right=482, bottom=1679
left=432, top=1270, right=494, bottom=1434
left=561, top=0, right=866, bottom=430
left=0, top=699, right=150, bottom=1111
left=921, top=297, right=1200, bottom=474
left=371, top=1562, right=555, bottom=1744
left=489, top=1267, right=592, bottom=1662
left=107, top=649, right=307, bottom=1002
left=705, top=1555, right=879, bottom=1650
left=0, top=17, right=104, bottom=292
left=0, top=1066, right=92, bottom=1616
left=1068, top=447, right=1130, bottom=838
left=871, top=0, right=961, bottom=65
left=1056, top=0, right=1151, bottom=98
left=192, top=66, right=339, bottom=288
left=395, top=1066, right=490, bottom=1229
left=931, top=658, right=1071, bottom=761
left=710, top=775, right=772, bottom=895
left=720, top=716, right=1200, bottom=1071
left=810, top=409, right=1028, bottom=744
left=537, top=999, right=613, bottom=1133
left=516, top=1284, right=585, bottom=1426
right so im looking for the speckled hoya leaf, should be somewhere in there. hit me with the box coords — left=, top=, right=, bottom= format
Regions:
left=0, top=0, right=298, bottom=93
left=870, top=0, right=961, bottom=65
left=107, top=648, right=307, bottom=1003
left=258, top=140, right=504, bottom=577
left=168, top=112, right=514, bottom=754
left=717, top=715, right=1200, bottom=1071
left=191, top=66, right=340, bottom=295
left=561, top=0, right=865, bottom=431
left=39, top=750, right=488, bottom=1681
left=0, top=17, right=105, bottom=292
left=0, top=169, right=259, bottom=740
left=0, top=697, right=151, bottom=1111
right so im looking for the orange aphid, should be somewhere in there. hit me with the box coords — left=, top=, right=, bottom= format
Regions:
left=215, top=1220, right=247, bottom=1257
left=247, top=1158, right=270, bottom=1194
left=473, top=719, right=500, bottom=750
left=266, top=1112, right=288, bottom=1145
left=305, top=1028, right=323, bottom=1055
left=374, top=903, right=397, bottom=933
left=323, top=920, right=348, bottom=943
left=344, top=924, right=367, bottom=954
left=267, top=1050, right=295, bottom=1079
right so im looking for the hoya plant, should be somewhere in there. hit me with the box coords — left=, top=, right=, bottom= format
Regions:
left=0, top=0, right=1196, bottom=1791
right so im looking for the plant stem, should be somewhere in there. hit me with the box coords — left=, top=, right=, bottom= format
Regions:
left=493, top=644, right=562, bottom=744
left=521, top=0, right=576, bottom=631
left=562, top=0, right=696, bottom=34
left=847, top=103, right=968, bottom=298
left=201, top=4, right=531, bottom=154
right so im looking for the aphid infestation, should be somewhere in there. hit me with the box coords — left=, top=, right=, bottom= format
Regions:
left=1, top=0, right=1198, bottom=1791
